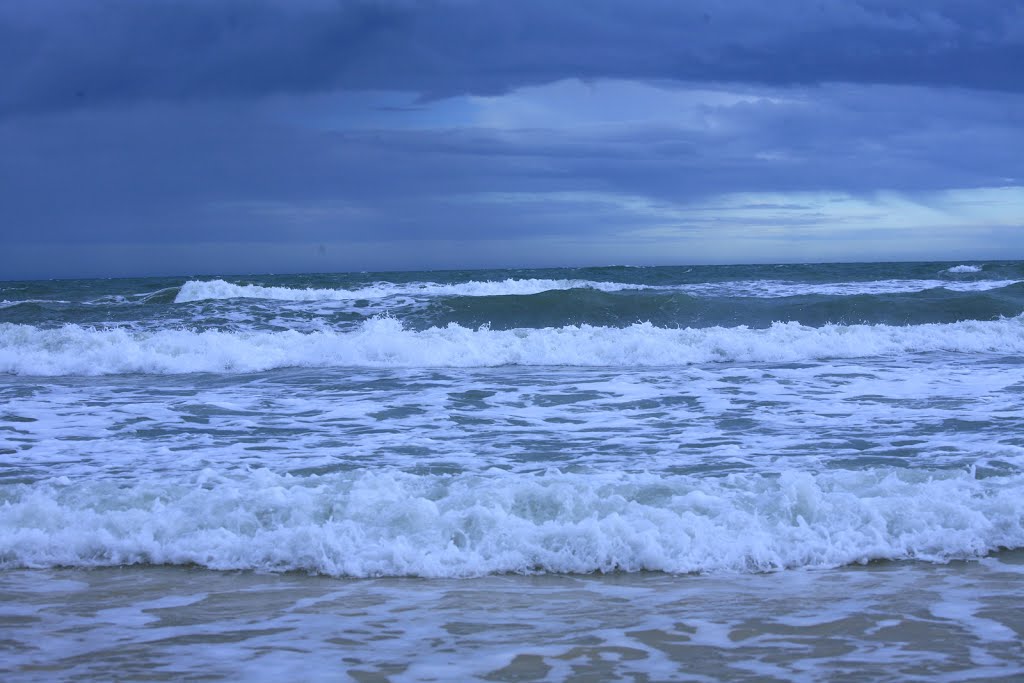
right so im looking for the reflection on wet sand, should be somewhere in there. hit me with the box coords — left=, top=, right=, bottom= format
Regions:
left=3, top=553, right=1023, bottom=681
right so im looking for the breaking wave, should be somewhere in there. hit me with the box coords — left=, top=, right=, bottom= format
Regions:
left=2, top=315, right=1023, bottom=375
left=174, top=278, right=646, bottom=303
left=1, top=467, right=1019, bottom=577
left=174, top=277, right=1018, bottom=304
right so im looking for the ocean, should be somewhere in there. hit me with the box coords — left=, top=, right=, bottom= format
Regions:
left=2, top=261, right=1023, bottom=681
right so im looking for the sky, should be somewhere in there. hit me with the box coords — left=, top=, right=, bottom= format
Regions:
left=1, top=0, right=1023, bottom=279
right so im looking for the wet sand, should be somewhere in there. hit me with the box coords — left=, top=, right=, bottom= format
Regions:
left=3, top=552, right=1024, bottom=682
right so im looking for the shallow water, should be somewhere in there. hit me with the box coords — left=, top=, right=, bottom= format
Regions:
left=3, top=262, right=1024, bottom=679
left=3, top=555, right=1024, bottom=682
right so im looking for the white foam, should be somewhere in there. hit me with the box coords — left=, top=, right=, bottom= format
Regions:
left=2, top=316, right=1023, bottom=375
left=174, top=278, right=645, bottom=303
left=690, top=279, right=1018, bottom=297
left=947, top=265, right=984, bottom=274
left=1, top=467, right=1021, bottom=577
left=84, top=287, right=179, bottom=306
left=173, top=277, right=1020, bottom=303
left=0, top=299, right=70, bottom=308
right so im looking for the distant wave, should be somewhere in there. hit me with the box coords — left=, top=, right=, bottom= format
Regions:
left=2, top=316, right=1022, bottom=375
left=947, top=265, right=983, bottom=273
left=174, top=278, right=1020, bottom=304
left=681, top=279, right=1017, bottom=297
left=85, top=286, right=180, bottom=306
left=0, top=299, right=70, bottom=309
left=1, top=467, right=1020, bottom=576
left=1, top=288, right=178, bottom=309
left=174, top=278, right=646, bottom=303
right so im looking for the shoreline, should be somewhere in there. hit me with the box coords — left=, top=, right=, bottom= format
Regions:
left=4, top=552, right=1023, bottom=681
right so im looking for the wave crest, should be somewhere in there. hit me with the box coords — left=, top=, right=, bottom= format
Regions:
left=2, top=316, right=1023, bottom=376
left=2, top=468, right=1019, bottom=577
left=174, top=278, right=644, bottom=303
left=173, top=276, right=1019, bottom=304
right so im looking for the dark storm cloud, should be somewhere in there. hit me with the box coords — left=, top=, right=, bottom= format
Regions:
left=2, top=83, right=1020, bottom=251
left=2, top=0, right=1023, bottom=117
left=0, top=0, right=408, bottom=116
left=2, top=1, right=1022, bottom=278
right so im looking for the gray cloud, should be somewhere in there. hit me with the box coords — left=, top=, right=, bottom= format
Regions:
left=2, top=1, right=1022, bottom=117
left=2, top=1, right=1022, bottom=278
left=2, top=83, right=1020, bottom=250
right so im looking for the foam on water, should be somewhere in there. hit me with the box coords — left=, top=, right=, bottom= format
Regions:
left=174, top=277, right=1017, bottom=303
left=683, top=278, right=1017, bottom=297
left=1, top=467, right=1020, bottom=577
left=5, top=264, right=1024, bottom=679
left=84, top=287, right=180, bottom=306
left=0, top=299, right=71, bottom=309
left=174, top=278, right=646, bottom=303
left=2, top=316, right=1023, bottom=375
left=948, top=265, right=984, bottom=274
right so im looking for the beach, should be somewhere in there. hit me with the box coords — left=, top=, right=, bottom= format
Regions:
left=2, top=261, right=1024, bottom=680
left=3, top=555, right=1024, bottom=681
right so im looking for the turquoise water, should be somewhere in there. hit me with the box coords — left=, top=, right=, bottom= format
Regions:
left=2, top=261, right=1024, bottom=679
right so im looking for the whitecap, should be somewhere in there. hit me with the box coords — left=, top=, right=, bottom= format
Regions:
left=2, top=315, right=1023, bottom=376
left=1, top=467, right=1020, bottom=577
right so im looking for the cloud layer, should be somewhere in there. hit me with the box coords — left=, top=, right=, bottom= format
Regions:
left=4, top=0, right=1023, bottom=117
left=1, top=1, right=1022, bottom=277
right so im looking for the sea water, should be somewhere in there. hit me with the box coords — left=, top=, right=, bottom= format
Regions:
left=1, top=261, right=1023, bottom=680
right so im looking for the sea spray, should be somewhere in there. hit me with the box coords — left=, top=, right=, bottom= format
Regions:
left=2, top=315, right=1023, bottom=375
left=2, top=467, right=1020, bottom=577
left=174, top=276, right=1017, bottom=303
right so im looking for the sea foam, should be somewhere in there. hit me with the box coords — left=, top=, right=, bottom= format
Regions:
left=174, top=278, right=645, bottom=303
left=1, top=468, right=1020, bottom=577
left=2, top=316, right=1023, bottom=375
left=174, top=277, right=1017, bottom=303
